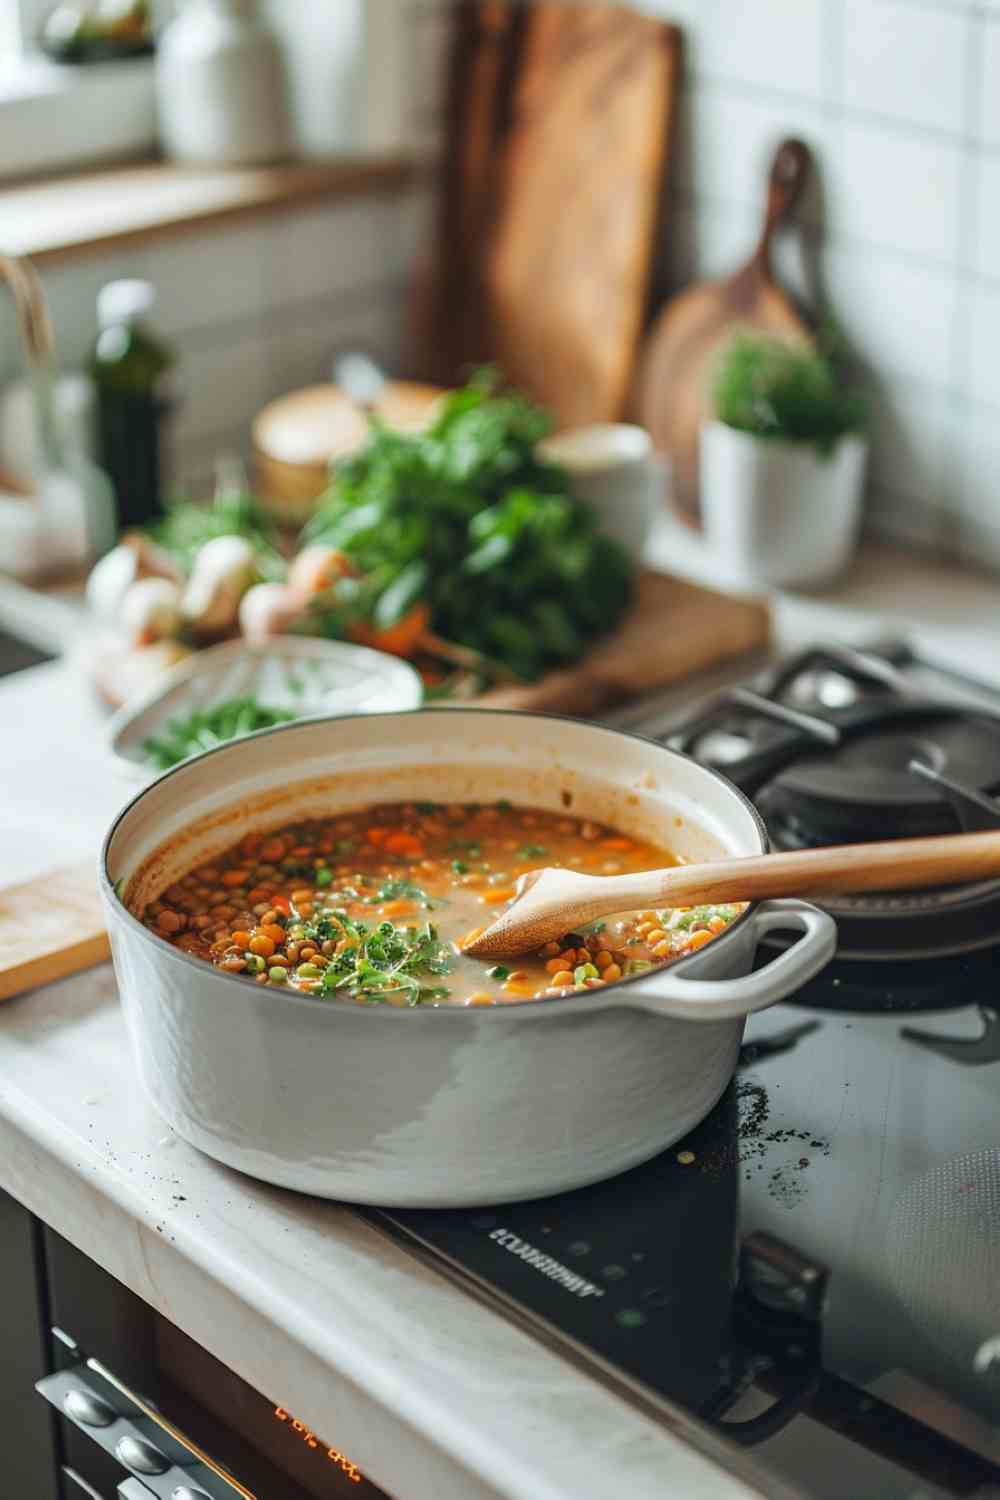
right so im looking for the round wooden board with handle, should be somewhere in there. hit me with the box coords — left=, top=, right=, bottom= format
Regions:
left=634, top=138, right=814, bottom=527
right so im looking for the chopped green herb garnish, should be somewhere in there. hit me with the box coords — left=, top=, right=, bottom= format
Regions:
left=335, top=839, right=356, bottom=855
left=519, top=843, right=547, bottom=858
left=449, top=840, right=482, bottom=857
left=366, top=878, right=436, bottom=909
left=318, top=915, right=453, bottom=1005
left=451, top=859, right=469, bottom=874
left=496, top=799, right=512, bottom=812
left=415, top=801, right=438, bottom=814
left=140, top=697, right=297, bottom=770
left=315, top=868, right=333, bottom=887
left=487, top=964, right=510, bottom=981
left=579, top=919, right=606, bottom=936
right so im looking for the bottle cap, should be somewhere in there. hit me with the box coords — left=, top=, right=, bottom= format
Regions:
left=97, top=279, right=156, bottom=328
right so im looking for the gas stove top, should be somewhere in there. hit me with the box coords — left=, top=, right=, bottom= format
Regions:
left=365, top=639, right=1000, bottom=1500
left=636, top=639, right=1000, bottom=962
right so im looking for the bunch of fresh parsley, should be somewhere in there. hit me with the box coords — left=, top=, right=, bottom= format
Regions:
left=305, top=372, right=634, bottom=681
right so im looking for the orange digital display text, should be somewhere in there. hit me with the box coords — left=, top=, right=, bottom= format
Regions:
left=274, top=1406, right=363, bottom=1484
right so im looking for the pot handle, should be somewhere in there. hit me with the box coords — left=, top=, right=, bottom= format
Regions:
left=624, top=900, right=837, bottom=1022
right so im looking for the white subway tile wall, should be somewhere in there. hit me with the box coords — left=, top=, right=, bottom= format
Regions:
left=636, top=0, right=1000, bottom=568
left=0, top=187, right=421, bottom=497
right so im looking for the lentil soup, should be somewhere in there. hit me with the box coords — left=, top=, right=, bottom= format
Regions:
left=145, top=800, right=745, bottom=1005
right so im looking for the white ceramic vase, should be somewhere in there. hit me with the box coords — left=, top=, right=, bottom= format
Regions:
left=699, top=420, right=868, bottom=589
left=155, top=0, right=291, bottom=166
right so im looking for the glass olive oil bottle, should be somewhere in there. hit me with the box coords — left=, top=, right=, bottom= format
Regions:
left=91, top=279, right=175, bottom=530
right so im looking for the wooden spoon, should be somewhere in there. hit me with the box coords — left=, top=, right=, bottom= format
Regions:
left=462, top=830, right=1000, bottom=959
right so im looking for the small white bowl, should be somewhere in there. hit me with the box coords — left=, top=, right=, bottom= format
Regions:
left=539, top=423, right=667, bottom=561
left=106, top=636, right=423, bottom=781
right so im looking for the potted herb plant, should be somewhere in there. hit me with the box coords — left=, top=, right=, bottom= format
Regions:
left=699, top=332, right=868, bottom=588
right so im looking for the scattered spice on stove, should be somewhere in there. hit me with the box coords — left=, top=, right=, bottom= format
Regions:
left=676, top=1150, right=696, bottom=1165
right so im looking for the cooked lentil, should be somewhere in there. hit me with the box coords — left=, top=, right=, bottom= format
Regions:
left=143, top=801, right=745, bottom=1006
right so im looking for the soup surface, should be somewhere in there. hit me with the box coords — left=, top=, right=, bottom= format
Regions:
left=143, top=800, right=744, bottom=1005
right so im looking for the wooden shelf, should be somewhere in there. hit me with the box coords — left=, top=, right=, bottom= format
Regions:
left=0, top=156, right=417, bottom=267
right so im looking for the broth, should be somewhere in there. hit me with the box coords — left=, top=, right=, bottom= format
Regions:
left=142, top=800, right=744, bottom=1005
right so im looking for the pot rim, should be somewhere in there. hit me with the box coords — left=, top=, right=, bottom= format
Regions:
left=99, top=707, right=770, bottom=1021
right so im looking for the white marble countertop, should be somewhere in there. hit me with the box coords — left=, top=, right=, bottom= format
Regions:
left=0, top=535, right=998, bottom=1500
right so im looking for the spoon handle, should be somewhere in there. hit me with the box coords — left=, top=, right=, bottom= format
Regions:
left=621, top=830, right=1000, bottom=911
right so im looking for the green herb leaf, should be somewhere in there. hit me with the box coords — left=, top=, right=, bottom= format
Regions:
left=317, top=914, right=454, bottom=1005
left=487, top=964, right=510, bottom=981
left=451, top=859, right=469, bottom=874
left=519, top=843, right=547, bottom=858
left=140, top=697, right=297, bottom=770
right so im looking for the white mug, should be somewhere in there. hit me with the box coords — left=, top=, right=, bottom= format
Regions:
left=539, top=423, right=667, bottom=561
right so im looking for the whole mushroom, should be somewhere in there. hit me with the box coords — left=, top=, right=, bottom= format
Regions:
left=119, top=576, right=184, bottom=647
left=181, top=534, right=258, bottom=638
left=238, top=582, right=306, bottom=645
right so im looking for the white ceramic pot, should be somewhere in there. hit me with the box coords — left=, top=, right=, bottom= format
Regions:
left=101, top=711, right=837, bottom=1206
left=699, top=420, right=868, bottom=589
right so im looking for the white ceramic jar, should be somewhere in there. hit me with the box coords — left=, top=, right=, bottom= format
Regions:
left=155, top=0, right=291, bottom=166
left=700, top=420, right=868, bottom=590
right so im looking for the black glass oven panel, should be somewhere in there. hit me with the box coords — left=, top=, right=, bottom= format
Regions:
left=42, top=1225, right=395, bottom=1500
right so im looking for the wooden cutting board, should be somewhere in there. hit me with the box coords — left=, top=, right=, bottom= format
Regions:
left=409, top=1, right=681, bottom=429
left=0, top=862, right=109, bottom=1002
left=634, top=139, right=814, bottom=527
left=480, top=571, right=769, bottom=715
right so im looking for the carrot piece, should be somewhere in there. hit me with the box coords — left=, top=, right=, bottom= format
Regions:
left=222, top=869, right=250, bottom=887
left=259, top=838, right=287, bottom=862
left=379, top=899, right=416, bottom=918
left=384, top=830, right=424, bottom=857
left=686, top=929, right=714, bottom=951
left=271, top=895, right=291, bottom=915
left=366, top=828, right=389, bottom=846
left=349, top=602, right=430, bottom=659
left=600, top=837, right=633, bottom=850
left=478, top=887, right=516, bottom=905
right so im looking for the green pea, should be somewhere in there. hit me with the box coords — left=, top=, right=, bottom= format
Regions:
left=244, top=955, right=264, bottom=974
left=574, top=963, right=599, bottom=984
left=268, top=966, right=288, bottom=983
left=297, top=962, right=322, bottom=979
left=316, top=868, right=333, bottom=887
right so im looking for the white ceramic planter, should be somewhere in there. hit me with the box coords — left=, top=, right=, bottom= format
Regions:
left=700, top=420, right=868, bottom=589
left=101, top=711, right=837, bottom=1206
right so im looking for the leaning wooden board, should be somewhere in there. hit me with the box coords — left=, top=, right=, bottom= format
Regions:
left=0, top=861, right=109, bottom=1002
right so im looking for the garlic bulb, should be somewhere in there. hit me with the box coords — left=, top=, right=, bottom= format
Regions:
left=287, top=544, right=355, bottom=599
left=120, top=577, right=184, bottom=647
left=238, top=582, right=305, bottom=645
left=181, top=534, right=257, bottom=636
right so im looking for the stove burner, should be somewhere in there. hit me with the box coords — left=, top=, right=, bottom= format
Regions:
left=661, top=642, right=1000, bottom=963
left=758, top=714, right=1000, bottom=846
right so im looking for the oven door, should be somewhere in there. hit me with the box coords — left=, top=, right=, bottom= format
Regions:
left=35, top=1223, right=396, bottom=1500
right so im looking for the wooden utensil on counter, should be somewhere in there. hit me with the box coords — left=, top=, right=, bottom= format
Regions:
left=634, top=138, right=813, bottom=527
left=409, top=1, right=681, bottom=429
left=0, top=862, right=109, bottom=1001
left=463, top=830, right=1000, bottom=958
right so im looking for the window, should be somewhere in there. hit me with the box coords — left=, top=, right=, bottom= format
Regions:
left=0, top=0, right=157, bottom=180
